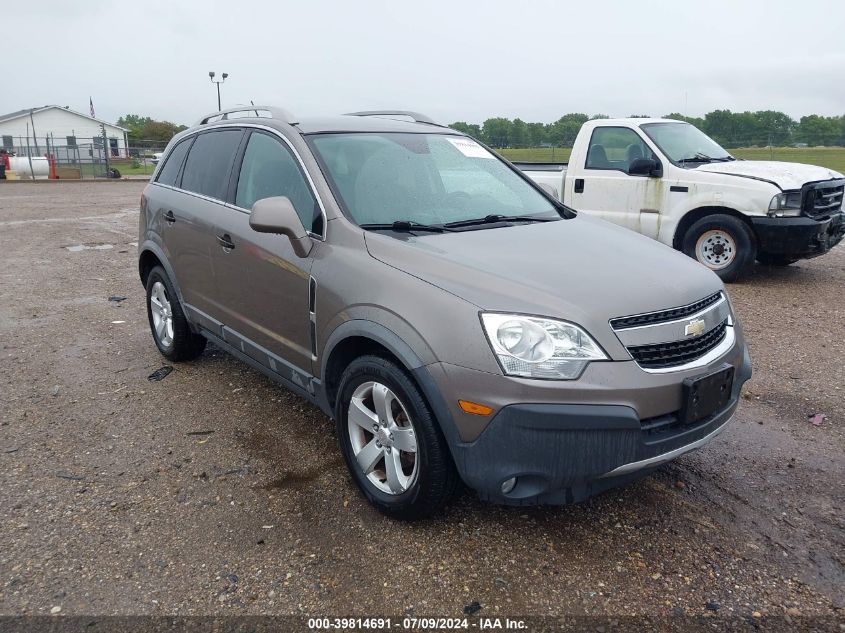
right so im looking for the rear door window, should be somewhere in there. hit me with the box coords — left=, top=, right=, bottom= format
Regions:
left=156, top=138, right=192, bottom=187
left=235, top=131, right=322, bottom=235
left=181, top=129, right=244, bottom=200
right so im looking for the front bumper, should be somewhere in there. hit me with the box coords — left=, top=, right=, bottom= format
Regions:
left=751, top=211, right=844, bottom=259
left=426, top=343, right=752, bottom=506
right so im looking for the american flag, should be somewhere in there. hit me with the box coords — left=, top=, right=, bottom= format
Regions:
left=89, top=97, right=95, bottom=118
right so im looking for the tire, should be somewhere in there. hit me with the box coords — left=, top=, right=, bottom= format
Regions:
left=681, top=214, right=756, bottom=282
left=145, top=266, right=207, bottom=361
left=756, top=253, right=798, bottom=267
left=335, top=355, right=459, bottom=520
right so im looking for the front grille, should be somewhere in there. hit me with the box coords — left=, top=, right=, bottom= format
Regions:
left=610, top=292, right=722, bottom=330
left=627, top=319, right=728, bottom=369
left=803, top=180, right=844, bottom=218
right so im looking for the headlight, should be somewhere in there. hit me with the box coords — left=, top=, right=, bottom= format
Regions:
left=480, top=313, right=607, bottom=379
left=768, top=191, right=802, bottom=217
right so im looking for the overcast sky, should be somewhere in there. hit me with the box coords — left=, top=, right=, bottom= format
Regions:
left=3, top=0, right=844, bottom=126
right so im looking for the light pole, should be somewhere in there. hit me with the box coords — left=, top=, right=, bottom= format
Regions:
left=208, top=71, right=228, bottom=111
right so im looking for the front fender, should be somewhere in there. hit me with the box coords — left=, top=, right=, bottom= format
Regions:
left=659, top=175, right=778, bottom=245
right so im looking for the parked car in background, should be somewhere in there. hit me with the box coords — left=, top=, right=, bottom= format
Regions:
left=518, top=119, right=845, bottom=281
left=150, top=152, right=164, bottom=165
left=138, top=107, right=751, bottom=519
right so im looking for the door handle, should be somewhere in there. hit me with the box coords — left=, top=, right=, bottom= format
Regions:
left=574, top=179, right=584, bottom=193
left=217, top=234, right=235, bottom=251
left=164, top=210, right=176, bottom=224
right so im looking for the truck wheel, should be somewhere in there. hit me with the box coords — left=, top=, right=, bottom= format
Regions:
left=682, top=214, right=756, bottom=282
left=757, top=253, right=798, bottom=267
left=145, top=266, right=207, bottom=361
left=335, top=355, right=459, bottom=520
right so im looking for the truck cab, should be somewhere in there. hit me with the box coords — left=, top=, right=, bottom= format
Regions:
left=519, top=118, right=845, bottom=281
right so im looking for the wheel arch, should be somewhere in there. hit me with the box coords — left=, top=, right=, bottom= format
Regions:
left=672, top=206, right=757, bottom=250
left=320, top=320, right=427, bottom=413
left=138, top=241, right=186, bottom=305
left=319, top=320, right=465, bottom=481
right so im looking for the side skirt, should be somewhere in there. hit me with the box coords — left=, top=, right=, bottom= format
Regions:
left=186, top=307, right=330, bottom=416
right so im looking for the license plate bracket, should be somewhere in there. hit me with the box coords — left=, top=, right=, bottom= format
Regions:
left=680, top=364, right=734, bottom=425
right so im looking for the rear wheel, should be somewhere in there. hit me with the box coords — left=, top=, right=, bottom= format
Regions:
left=335, top=355, right=458, bottom=520
left=145, top=266, right=206, bottom=361
left=682, top=214, right=756, bottom=282
left=757, top=253, right=798, bottom=267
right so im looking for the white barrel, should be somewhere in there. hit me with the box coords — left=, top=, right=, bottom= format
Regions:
left=9, top=156, right=50, bottom=179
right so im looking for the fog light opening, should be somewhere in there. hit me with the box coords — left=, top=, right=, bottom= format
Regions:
left=501, top=477, right=517, bottom=495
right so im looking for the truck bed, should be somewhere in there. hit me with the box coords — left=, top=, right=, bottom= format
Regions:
left=512, top=162, right=567, bottom=200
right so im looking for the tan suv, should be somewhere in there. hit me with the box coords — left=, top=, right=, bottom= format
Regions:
left=138, top=107, right=752, bottom=519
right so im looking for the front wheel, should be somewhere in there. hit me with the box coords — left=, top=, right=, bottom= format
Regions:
left=682, top=214, right=756, bottom=282
left=335, top=355, right=459, bottom=520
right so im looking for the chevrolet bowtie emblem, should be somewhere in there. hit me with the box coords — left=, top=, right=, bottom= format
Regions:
left=685, top=318, right=706, bottom=337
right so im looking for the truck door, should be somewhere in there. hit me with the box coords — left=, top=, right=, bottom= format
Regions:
left=569, top=126, right=664, bottom=239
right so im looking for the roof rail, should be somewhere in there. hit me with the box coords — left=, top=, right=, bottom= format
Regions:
left=345, top=110, right=442, bottom=126
left=195, top=105, right=298, bottom=127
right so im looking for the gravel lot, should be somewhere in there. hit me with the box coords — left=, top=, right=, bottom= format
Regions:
left=0, top=182, right=842, bottom=626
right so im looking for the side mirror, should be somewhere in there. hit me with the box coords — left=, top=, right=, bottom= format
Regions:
left=628, top=158, right=662, bottom=178
left=249, top=196, right=313, bottom=258
left=537, top=183, right=559, bottom=198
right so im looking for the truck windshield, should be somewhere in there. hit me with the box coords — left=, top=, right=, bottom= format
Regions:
left=308, top=133, right=559, bottom=228
left=641, top=122, right=733, bottom=164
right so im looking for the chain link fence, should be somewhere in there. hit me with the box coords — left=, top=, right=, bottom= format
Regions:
left=1, top=136, right=166, bottom=179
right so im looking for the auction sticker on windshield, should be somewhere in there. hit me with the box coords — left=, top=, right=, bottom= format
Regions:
left=447, top=137, right=495, bottom=159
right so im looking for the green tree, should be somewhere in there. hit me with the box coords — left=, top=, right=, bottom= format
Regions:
left=753, top=110, right=796, bottom=146
left=796, top=115, right=841, bottom=146
left=703, top=109, right=736, bottom=146
left=117, top=114, right=187, bottom=145
left=481, top=118, right=512, bottom=148
left=731, top=111, right=764, bottom=146
left=548, top=113, right=588, bottom=147
left=117, top=114, right=152, bottom=141
left=510, top=118, right=527, bottom=148
left=664, top=113, right=706, bottom=128
left=449, top=122, right=482, bottom=139
left=141, top=120, right=188, bottom=144
left=526, top=122, right=548, bottom=146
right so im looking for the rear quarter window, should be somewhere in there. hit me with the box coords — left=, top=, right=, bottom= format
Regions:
left=155, top=138, right=192, bottom=187
left=180, top=129, right=244, bottom=200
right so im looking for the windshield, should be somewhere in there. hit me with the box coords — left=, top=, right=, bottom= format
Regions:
left=640, top=122, right=733, bottom=164
left=309, top=133, right=558, bottom=227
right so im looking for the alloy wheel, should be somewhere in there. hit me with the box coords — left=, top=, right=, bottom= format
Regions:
left=150, top=281, right=174, bottom=347
left=347, top=381, right=419, bottom=495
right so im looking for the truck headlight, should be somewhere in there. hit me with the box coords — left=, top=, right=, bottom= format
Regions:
left=768, top=191, right=802, bottom=217
left=480, top=313, right=607, bottom=379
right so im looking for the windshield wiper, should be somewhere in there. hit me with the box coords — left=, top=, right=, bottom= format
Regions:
left=679, top=152, right=713, bottom=163
left=443, top=214, right=557, bottom=229
left=359, top=220, right=455, bottom=233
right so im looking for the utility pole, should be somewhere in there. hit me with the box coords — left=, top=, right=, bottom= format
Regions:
left=29, top=108, right=40, bottom=154
left=209, top=71, right=228, bottom=111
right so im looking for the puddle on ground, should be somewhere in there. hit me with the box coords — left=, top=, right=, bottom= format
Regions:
left=263, top=457, right=343, bottom=491
left=65, top=244, right=114, bottom=252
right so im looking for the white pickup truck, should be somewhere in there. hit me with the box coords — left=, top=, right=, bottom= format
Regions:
left=516, top=118, right=845, bottom=281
